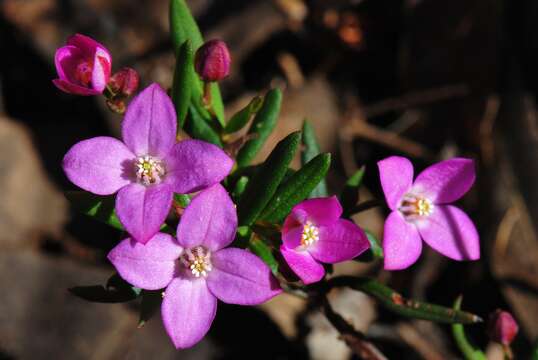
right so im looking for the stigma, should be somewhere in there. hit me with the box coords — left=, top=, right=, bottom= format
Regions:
left=135, top=156, right=165, bottom=185
left=399, top=194, right=434, bottom=219
left=180, top=246, right=212, bottom=278
left=301, top=221, right=320, bottom=246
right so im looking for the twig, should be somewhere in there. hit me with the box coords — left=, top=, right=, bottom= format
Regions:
left=321, top=296, right=388, bottom=360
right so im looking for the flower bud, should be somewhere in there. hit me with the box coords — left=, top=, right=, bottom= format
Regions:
left=108, top=67, right=140, bottom=97
left=194, top=40, right=231, bottom=82
left=53, top=34, right=112, bottom=96
left=488, top=310, right=518, bottom=346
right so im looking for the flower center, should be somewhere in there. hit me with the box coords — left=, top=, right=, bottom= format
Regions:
left=301, top=221, right=320, bottom=246
left=135, top=156, right=165, bottom=185
left=74, top=60, right=93, bottom=86
left=399, top=194, right=434, bottom=219
left=180, top=246, right=212, bottom=278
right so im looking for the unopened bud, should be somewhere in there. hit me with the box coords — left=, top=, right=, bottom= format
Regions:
left=488, top=310, right=518, bottom=346
left=108, top=67, right=139, bottom=97
left=195, top=40, right=231, bottom=82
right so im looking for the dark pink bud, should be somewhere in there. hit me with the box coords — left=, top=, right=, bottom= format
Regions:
left=108, top=67, right=140, bottom=97
left=488, top=310, right=518, bottom=346
left=194, top=40, right=231, bottom=82
left=52, top=34, right=112, bottom=96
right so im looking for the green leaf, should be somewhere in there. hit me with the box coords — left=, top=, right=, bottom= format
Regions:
left=69, top=273, right=141, bottom=303
left=327, top=276, right=483, bottom=324
left=65, top=191, right=123, bottom=231
left=138, top=290, right=163, bottom=328
left=249, top=236, right=279, bottom=275
left=341, top=166, right=365, bottom=216
left=354, top=230, right=383, bottom=262
left=174, top=193, right=191, bottom=208
left=260, top=153, right=331, bottom=223
left=224, top=96, right=264, bottom=134
left=231, top=176, right=249, bottom=201
left=301, top=120, right=328, bottom=198
left=169, top=0, right=225, bottom=124
left=452, top=297, right=487, bottom=360
left=237, top=131, right=301, bottom=226
left=185, top=104, right=223, bottom=146
left=172, top=40, right=193, bottom=128
left=236, top=89, right=282, bottom=167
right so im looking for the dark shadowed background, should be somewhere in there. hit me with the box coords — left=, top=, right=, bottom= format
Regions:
left=0, top=0, right=537, bottom=359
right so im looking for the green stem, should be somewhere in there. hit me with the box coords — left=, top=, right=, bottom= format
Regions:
left=452, top=296, right=487, bottom=360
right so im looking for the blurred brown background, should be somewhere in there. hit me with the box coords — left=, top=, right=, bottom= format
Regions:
left=0, top=0, right=537, bottom=359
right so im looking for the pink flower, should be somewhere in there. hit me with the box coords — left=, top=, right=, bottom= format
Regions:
left=488, top=310, right=519, bottom=346
left=108, top=184, right=281, bottom=349
left=280, top=197, right=370, bottom=284
left=62, top=83, right=233, bottom=243
left=53, top=34, right=112, bottom=95
left=378, top=156, right=479, bottom=270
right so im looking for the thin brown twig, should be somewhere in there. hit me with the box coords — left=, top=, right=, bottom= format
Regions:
left=321, top=296, right=388, bottom=360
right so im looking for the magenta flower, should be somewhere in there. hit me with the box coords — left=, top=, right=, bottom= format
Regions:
left=53, top=34, right=112, bottom=95
left=63, top=83, right=233, bottom=243
left=378, top=156, right=479, bottom=270
left=108, top=184, right=281, bottom=349
left=280, top=197, right=369, bottom=284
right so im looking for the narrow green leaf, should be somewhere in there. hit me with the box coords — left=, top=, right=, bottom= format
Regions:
left=260, top=153, right=331, bottom=222
left=224, top=96, right=264, bottom=134
left=138, top=290, right=163, bottom=328
left=185, top=104, right=223, bottom=146
left=69, top=273, right=141, bottom=303
left=249, top=236, right=279, bottom=275
left=341, top=166, right=366, bottom=216
left=174, top=193, right=191, bottom=208
left=65, top=191, right=123, bottom=231
left=236, top=89, right=282, bottom=167
left=169, top=0, right=225, bottom=124
left=237, top=131, right=301, bottom=226
left=452, top=297, right=487, bottom=360
left=172, top=40, right=193, bottom=128
left=231, top=176, right=249, bottom=201
left=355, top=230, right=383, bottom=262
left=327, top=276, right=482, bottom=324
left=301, top=120, right=328, bottom=198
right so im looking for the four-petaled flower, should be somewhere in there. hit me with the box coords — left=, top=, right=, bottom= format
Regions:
left=53, top=34, right=112, bottom=95
left=62, top=83, right=233, bottom=243
left=280, top=196, right=370, bottom=284
left=108, top=184, right=281, bottom=349
left=378, top=156, right=479, bottom=270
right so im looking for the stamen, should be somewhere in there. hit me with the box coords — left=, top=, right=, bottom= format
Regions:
left=180, top=246, right=212, bottom=278
left=301, top=221, right=320, bottom=247
left=74, top=60, right=94, bottom=86
left=135, top=155, right=165, bottom=185
left=399, top=194, right=434, bottom=220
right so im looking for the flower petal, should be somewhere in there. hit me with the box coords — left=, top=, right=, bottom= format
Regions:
left=176, top=184, right=237, bottom=251
left=383, top=211, right=422, bottom=270
left=207, top=248, right=281, bottom=305
left=67, top=34, right=111, bottom=60
left=280, top=245, right=325, bottom=284
left=412, top=158, right=475, bottom=204
left=53, top=79, right=101, bottom=95
left=282, top=225, right=303, bottom=249
left=309, top=219, right=370, bottom=263
left=54, top=45, right=84, bottom=83
left=161, top=277, right=217, bottom=349
left=122, top=83, right=177, bottom=158
left=116, top=183, right=173, bottom=244
left=417, top=205, right=480, bottom=261
left=62, top=136, right=134, bottom=195
left=378, top=156, right=414, bottom=210
left=107, top=233, right=182, bottom=290
left=164, top=140, right=233, bottom=194
left=290, top=196, right=342, bottom=226
left=91, top=49, right=111, bottom=92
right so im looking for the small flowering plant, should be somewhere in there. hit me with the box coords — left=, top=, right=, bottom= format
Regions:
left=61, top=0, right=492, bottom=356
